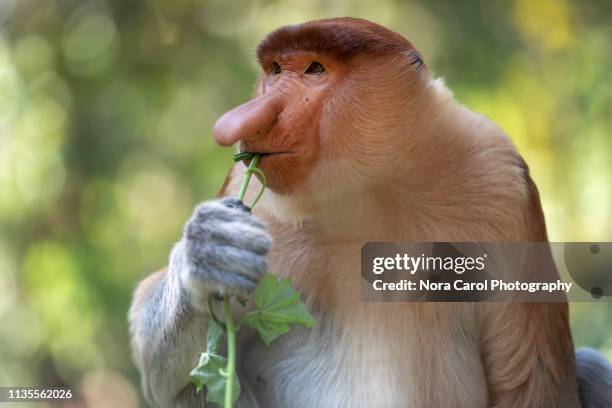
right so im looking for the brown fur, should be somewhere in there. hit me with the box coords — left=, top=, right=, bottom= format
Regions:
left=257, top=17, right=420, bottom=67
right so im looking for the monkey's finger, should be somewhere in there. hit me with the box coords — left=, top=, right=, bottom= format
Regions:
left=185, top=215, right=269, bottom=251
left=188, top=265, right=259, bottom=296
left=219, top=197, right=251, bottom=212
left=186, top=204, right=267, bottom=244
left=187, top=242, right=268, bottom=281
left=192, top=220, right=271, bottom=255
left=190, top=199, right=266, bottom=229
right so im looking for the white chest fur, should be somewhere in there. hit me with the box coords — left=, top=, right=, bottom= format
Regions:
left=241, top=239, right=489, bottom=407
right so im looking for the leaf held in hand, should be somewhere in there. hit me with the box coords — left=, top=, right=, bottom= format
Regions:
left=190, top=153, right=317, bottom=408
left=190, top=351, right=240, bottom=406
left=190, top=319, right=240, bottom=405
left=207, top=319, right=224, bottom=354
left=241, top=273, right=316, bottom=345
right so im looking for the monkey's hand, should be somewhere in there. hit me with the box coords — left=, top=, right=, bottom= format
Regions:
left=179, top=197, right=271, bottom=308
left=129, top=197, right=269, bottom=406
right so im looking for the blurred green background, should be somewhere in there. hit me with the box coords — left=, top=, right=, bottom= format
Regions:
left=0, top=0, right=611, bottom=406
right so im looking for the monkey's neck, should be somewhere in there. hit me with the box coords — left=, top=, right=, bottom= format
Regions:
left=263, top=163, right=446, bottom=242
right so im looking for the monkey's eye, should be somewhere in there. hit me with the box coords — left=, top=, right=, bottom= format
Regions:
left=305, top=61, right=325, bottom=75
left=270, top=62, right=281, bottom=75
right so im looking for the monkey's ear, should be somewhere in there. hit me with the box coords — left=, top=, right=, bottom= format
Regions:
left=406, top=50, right=425, bottom=72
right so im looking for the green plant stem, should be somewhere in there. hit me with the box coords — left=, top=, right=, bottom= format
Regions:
left=208, top=294, right=224, bottom=328
left=223, top=153, right=264, bottom=407
left=238, top=155, right=261, bottom=202
left=223, top=297, right=237, bottom=407
left=233, top=151, right=255, bottom=162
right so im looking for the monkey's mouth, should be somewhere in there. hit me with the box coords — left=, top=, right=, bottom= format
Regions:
left=260, top=151, right=293, bottom=158
left=237, top=151, right=293, bottom=163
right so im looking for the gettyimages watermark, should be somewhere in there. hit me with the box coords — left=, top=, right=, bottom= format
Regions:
left=361, top=242, right=612, bottom=302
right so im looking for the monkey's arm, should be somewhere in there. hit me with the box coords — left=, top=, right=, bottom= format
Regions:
left=480, top=302, right=581, bottom=408
left=129, top=264, right=206, bottom=406
left=129, top=198, right=270, bottom=406
left=576, top=347, right=612, bottom=408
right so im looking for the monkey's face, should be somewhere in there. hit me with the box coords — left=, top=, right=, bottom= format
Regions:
left=214, top=53, right=345, bottom=194
left=213, top=18, right=424, bottom=196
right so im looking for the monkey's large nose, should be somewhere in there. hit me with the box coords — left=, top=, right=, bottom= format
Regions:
left=213, top=95, right=282, bottom=146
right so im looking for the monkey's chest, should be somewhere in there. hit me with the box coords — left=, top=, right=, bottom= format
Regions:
left=242, top=307, right=487, bottom=408
left=243, top=241, right=488, bottom=407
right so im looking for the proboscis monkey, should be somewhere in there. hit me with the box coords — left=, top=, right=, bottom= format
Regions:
left=129, top=17, right=609, bottom=408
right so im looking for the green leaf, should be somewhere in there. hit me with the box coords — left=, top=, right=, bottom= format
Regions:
left=206, top=319, right=224, bottom=354
left=190, top=351, right=240, bottom=406
left=241, top=274, right=316, bottom=345
left=190, top=319, right=240, bottom=406
left=241, top=314, right=291, bottom=345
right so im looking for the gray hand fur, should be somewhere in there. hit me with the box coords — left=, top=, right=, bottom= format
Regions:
left=180, top=197, right=271, bottom=308
left=129, top=198, right=269, bottom=407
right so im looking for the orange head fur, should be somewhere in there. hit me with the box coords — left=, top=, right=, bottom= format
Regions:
left=213, top=17, right=427, bottom=195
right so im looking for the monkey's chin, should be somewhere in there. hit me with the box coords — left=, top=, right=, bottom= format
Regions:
left=259, top=159, right=310, bottom=197
left=261, top=189, right=313, bottom=225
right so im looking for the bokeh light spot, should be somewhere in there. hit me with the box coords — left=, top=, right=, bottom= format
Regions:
left=62, top=13, right=119, bottom=77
